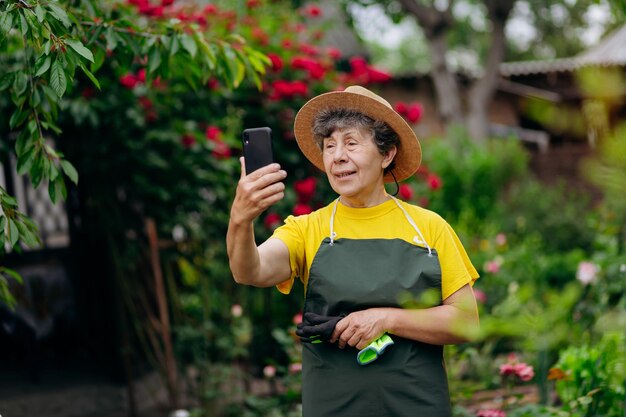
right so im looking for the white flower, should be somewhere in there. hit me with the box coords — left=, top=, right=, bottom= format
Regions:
left=231, top=304, right=243, bottom=318
left=576, top=261, right=599, bottom=285
left=263, top=365, right=276, bottom=378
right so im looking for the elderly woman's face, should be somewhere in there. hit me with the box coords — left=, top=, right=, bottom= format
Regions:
left=322, top=127, right=394, bottom=204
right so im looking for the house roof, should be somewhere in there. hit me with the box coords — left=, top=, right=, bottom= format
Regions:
left=501, top=24, right=626, bottom=76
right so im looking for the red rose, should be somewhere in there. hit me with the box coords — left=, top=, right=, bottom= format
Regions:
left=326, top=47, right=342, bottom=60
left=406, top=103, right=423, bottom=124
left=264, top=212, right=282, bottom=230
left=398, top=184, right=414, bottom=201
left=366, top=67, right=391, bottom=83
left=161, top=0, right=174, bottom=5
left=119, top=73, right=139, bottom=89
left=205, top=125, right=222, bottom=141
left=203, top=4, right=218, bottom=14
left=293, top=203, right=313, bottom=216
left=394, top=102, right=408, bottom=115
left=294, top=177, right=316, bottom=203
left=427, top=174, right=442, bottom=190
left=267, top=53, right=283, bottom=72
left=305, top=5, right=322, bottom=17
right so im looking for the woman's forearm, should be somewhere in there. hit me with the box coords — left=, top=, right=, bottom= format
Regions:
left=382, top=304, right=479, bottom=345
left=226, top=217, right=262, bottom=285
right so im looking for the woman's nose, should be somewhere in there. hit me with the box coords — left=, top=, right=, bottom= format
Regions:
left=332, top=144, right=348, bottom=162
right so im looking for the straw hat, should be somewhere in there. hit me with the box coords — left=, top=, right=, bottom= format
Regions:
left=293, top=85, right=421, bottom=183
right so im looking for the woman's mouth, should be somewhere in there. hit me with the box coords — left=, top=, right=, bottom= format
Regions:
left=334, top=171, right=356, bottom=179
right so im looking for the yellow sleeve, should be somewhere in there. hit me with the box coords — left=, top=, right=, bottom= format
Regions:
left=434, top=221, right=480, bottom=300
left=270, top=215, right=306, bottom=294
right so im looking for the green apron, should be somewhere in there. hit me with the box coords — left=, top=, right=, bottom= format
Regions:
left=301, top=197, right=452, bottom=417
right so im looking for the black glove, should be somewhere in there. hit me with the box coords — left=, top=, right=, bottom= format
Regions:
left=296, top=312, right=345, bottom=344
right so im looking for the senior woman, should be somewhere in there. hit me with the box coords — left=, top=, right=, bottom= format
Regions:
left=226, top=86, right=479, bottom=416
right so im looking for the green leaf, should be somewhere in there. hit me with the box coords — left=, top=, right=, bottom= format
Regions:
left=19, top=13, right=29, bottom=36
left=65, top=39, right=94, bottom=63
left=7, top=218, right=19, bottom=247
left=9, top=109, right=29, bottom=129
left=0, top=73, right=14, bottom=91
left=47, top=2, right=71, bottom=28
left=180, top=34, right=197, bottom=58
left=0, top=10, right=13, bottom=33
left=105, top=27, right=118, bottom=51
left=50, top=59, right=67, bottom=98
left=13, top=71, right=28, bottom=96
left=35, top=5, right=46, bottom=22
left=78, top=62, right=101, bottom=90
left=0, top=267, right=23, bottom=284
left=15, top=220, right=39, bottom=248
left=60, top=160, right=78, bottom=184
left=34, top=55, right=52, bottom=77
left=148, top=47, right=161, bottom=73
left=17, top=146, right=36, bottom=175
left=169, top=35, right=179, bottom=56
left=92, top=48, right=105, bottom=72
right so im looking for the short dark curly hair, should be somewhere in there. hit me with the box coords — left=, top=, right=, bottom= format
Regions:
left=311, top=108, right=400, bottom=174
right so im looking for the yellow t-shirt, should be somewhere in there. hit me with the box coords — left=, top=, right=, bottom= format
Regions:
left=271, top=198, right=479, bottom=300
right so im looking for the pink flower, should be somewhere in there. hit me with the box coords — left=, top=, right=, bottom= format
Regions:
left=293, top=203, right=313, bottom=216
left=203, top=4, right=218, bottom=14
left=500, top=355, right=535, bottom=383
left=326, top=47, right=342, bottom=60
left=484, top=260, right=500, bottom=274
left=211, top=141, right=231, bottom=159
left=264, top=212, right=282, bottom=230
left=231, top=304, right=243, bottom=318
left=576, top=261, right=599, bottom=286
left=294, top=177, right=316, bottom=203
left=292, top=312, right=303, bottom=325
left=495, top=233, right=507, bottom=246
left=289, top=362, right=303, bottom=373
left=427, top=174, right=442, bottom=190
left=263, top=365, right=276, bottom=378
left=515, top=363, right=535, bottom=381
left=398, top=184, right=414, bottom=201
left=477, top=409, right=506, bottom=417
left=474, top=289, right=487, bottom=304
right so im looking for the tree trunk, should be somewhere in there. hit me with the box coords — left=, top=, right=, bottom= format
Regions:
left=467, top=0, right=515, bottom=142
left=398, top=0, right=464, bottom=126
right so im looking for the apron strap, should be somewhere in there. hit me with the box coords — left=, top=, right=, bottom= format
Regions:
left=329, top=198, right=339, bottom=245
left=390, top=196, right=433, bottom=256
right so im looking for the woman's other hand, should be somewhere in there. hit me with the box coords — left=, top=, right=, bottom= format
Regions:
left=331, top=308, right=390, bottom=350
left=231, top=157, right=287, bottom=224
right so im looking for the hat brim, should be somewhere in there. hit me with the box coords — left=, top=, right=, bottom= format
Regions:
left=294, top=90, right=421, bottom=183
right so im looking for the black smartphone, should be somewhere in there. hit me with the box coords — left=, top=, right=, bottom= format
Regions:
left=242, top=127, right=274, bottom=175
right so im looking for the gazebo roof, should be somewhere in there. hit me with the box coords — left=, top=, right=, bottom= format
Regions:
left=501, top=24, right=626, bottom=77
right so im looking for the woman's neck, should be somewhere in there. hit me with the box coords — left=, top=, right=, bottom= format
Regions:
left=340, top=189, right=390, bottom=208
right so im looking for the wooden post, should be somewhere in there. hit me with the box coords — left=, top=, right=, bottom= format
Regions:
left=146, top=218, right=178, bottom=409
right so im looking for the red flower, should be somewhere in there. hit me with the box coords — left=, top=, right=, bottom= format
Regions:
left=418, top=196, right=429, bottom=207
left=427, top=174, right=442, bottom=190
left=160, top=0, right=174, bottom=5
left=367, top=67, right=391, bottom=83
left=298, top=43, right=319, bottom=56
left=294, top=177, right=316, bottom=203
left=207, top=78, right=219, bottom=90
left=203, top=4, right=218, bottom=14
left=181, top=134, right=195, bottom=148
left=137, top=68, right=146, bottom=83
left=211, top=141, right=231, bottom=159
left=119, top=73, right=139, bottom=89
left=398, top=184, right=414, bottom=201
left=281, top=39, right=293, bottom=49
left=326, top=47, right=342, bottom=60
left=293, top=203, right=313, bottom=216
left=246, top=0, right=261, bottom=8
left=406, top=103, right=423, bottom=124
left=251, top=27, right=269, bottom=45
left=305, top=5, right=322, bottom=17
left=138, top=96, right=153, bottom=109
left=291, top=56, right=325, bottom=79
left=267, top=53, right=283, bottom=72
left=264, top=212, right=282, bottom=230
left=205, top=125, right=222, bottom=141
left=394, top=102, right=408, bottom=115
left=81, top=87, right=96, bottom=99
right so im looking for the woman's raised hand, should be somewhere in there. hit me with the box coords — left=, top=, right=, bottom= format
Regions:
left=231, top=157, right=287, bottom=224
